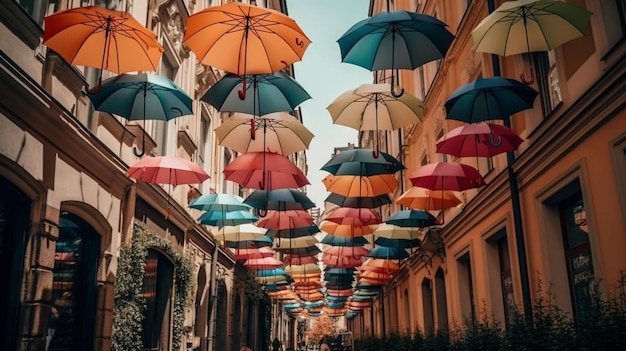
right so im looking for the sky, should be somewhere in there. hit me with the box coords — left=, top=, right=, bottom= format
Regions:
left=285, top=0, right=372, bottom=209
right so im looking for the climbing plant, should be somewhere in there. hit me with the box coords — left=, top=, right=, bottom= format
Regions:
left=111, top=224, right=192, bottom=351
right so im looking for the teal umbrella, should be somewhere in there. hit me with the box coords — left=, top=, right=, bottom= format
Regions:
left=321, top=235, right=368, bottom=247
left=198, top=210, right=257, bottom=227
left=321, top=148, right=405, bottom=175
left=386, top=209, right=438, bottom=228
left=86, top=73, right=193, bottom=156
left=338, top=10, right=454, bottom=96
left=225, top=236, right=273, bottom=249
left=244, top=189, right=316, bottom=211
left=444, top=77, right=538, bottom=123
left=325, top=193, right=392, bottom=209
left=189, top=193, right=250, bottom=212
left=368, top=246, right=409, bottom=260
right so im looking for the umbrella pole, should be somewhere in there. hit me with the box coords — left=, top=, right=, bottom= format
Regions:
left=133, top=84, right=148, bottom=157
left=390, top=29, right=404, bottom=98
left=238, top=16, right=251, bottom=100
left=519, top=10, right=536, bottom=84
left=85, top=17, right=112, bottom=94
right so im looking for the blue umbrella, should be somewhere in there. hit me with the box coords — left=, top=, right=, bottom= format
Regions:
left=201, top=71, right=311, bottom=116
left=338, top=10, right=454, bottom=96
left=374, top=237, right=421, bottom=250
left=225, top=236, right=273, bottom=249
left=368, top=246, right=409, bottom=260
left=321, top=148, right=405, bottom=175
left=321, top=235, right=368, bottom=246
left=444, top=77, right=539, bottom=123
left=87, top=73, right=193, bottom=156
left=198, top=210, right=257, bottom=227
left=267, top=225, right=321, bottom=239
left=257, top=268, right=288, bottom=277
left=189, top=193, right=250, bottom=212
left=244, top=189, right=316, bottom=211
left=386, top=209, right=438, bottom=228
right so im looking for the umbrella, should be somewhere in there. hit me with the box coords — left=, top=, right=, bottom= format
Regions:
left=183, top=2, right=311, bottom=77
left=368, top=246, right=409, bottom=260
left=325, top=193, right=392, bottom=209
left=274, top=245, right=321, bottom=256
left=323, top=207, right=382, bottom=227
left=374, top=237, right=421, bottom=250
left=320, top=222, right=374, bottom=238
left=224, top=152, right=309, bottom=190
left=215, top=112, right=314, bottom=155
left=245, top=256, right=283, bottom=270
left=285, top=263, right=322, bottom=275
left=214, top=224, right=267, bottom=242
left=323, top=174, right=398, bottom=198
left=327, top=83, right=424, bottom=155
left=198, top=210, right=257, bottom=227
left=321, top=148, right=405, bottom=176
left=395, top=186, right=462, bottom=211
left=409, top=162, right=486, bottom=191
left=321, top=235, right=368, bottom=247
left=472, top=0, right=592, bottom=83
left=43, top=6, right=163, bottom=92
left=257, top=210, right=314, bottom=230
left=233, top=246, right=274, bottom=260
left=188, top=193, right=250, bottom=212
left=127, top=156, right=209, bottom=185
left=271, top=235, right=319, bottom=249
left=283, top=254, right=318, bottom=265
left=244, top=189, right=316, bottom=211
left=386, top=209, right=439, bottom=228
left=324, top=246, right=370, bottom=258
left=436, top=122, right=524, bottom=158
left=444, top=77, right=539, bottom=123
left=359, top=271, right=393, bottom=283
left=337, top=10, right=455, bottom=96
left=373, top=223, right=423, bottom=240
left=225, top=236, right=273, bottom=249
left=257, top=268, right=288, bottom=277
left=322, top=254, right=363, bottom=268
left=359, top=258, right=400, bottom=274
left=86, top=73, right=193, bottom=156
left=201, top=71, right=311, bottom=118
left=266, top=225, right=321, bottom=239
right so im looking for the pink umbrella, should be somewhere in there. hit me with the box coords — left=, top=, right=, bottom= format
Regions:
left=224, top=152, right=309, bottom=190
left=127, top=156, right=209, bottom=185
left=233, top=246, right=274, bottom=260
left=283, top=254, right=318, bottom=265
left=324, top=246, right=370, bottom=258
left=257, top=210, right=314, bottom=230
left=436, top=122, right=523, bottom=157
left=322, top=254, right=362, bottom=268
left=409, top=162, right=485, bottom=191
left=323, top=207, right=382, bottom=226
left=244, top=256, right=283, bottom=270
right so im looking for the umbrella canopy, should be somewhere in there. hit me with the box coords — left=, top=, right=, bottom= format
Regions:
left=386, top=209, right=439, bottom=228
left=214, top=224, right=267, bottom=242
left=202, top=71, right=311, bottom=116
left=189, top=193, right=250, bottom=212
left=43, top=6, right=163, bottom=90
left=198, top=210, right=257, bottom=227
left=183, top=2, right=311, bottom=76
left=360, top=258, right=400, bottom=274
left=127, top=156, right=209, bottom=185
left=257, top=210, right=314, bottom=230
left=374, top=223, right=423, bottom=240
left=321, top=148, right=405, bottom=176
left=472, top=0, right=592, bottom=57
left=395, top=186, right=462, bottom=211
left=444, top=77, right=538, bottom=123
left=323, top=174, right=398, bottom=198
left=323, top=207, right=382, bottom=227
left=215, top=112, right=314, bottom=156
left=337, top=10, right=454, bottom=81
left=368, top=246, right=409, bottom=259
left=320, top=222, right=375, bottom=238
left=410, top=162, right=486, bottom=191
left=274, top=245, right=321, bottom=256
left=244, top=256, right=283, bottom=270
left=324, top=246, right=370, bottom=258
left=267, top=225, right=321, bottom=239
left=272, top=235, right=319, bottom=249
left=283, top=254, right=318, bottom=265
left=224, top=152, right=309, bottom=190
left=327, top=83, right=424, bottom=131
left=374, top=237, right=421, bottom=250
left=233, top=246, right=274, bottom=260
left=321, top=235, right=368, bottom=247
left=225, top=236, right=273, bottom=249
left=360, top=270, right=393, bottom=283
left=285, top=263, right=322, bottom=276
left=325, top=193, right=392, bottom=209
left=436, top=122, right=524, bottom=157
left=244, top=189, right=316, bottom=211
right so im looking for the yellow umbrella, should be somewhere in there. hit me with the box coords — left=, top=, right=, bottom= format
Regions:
left=395, top=186, right=462, bottom=211
left=272, top=235, right=319, bottom=249
left=214, top=224, right=267, bottom=242
left=285, top=263, right=321, bottom=275
left=373, top=223, right=423, bottom=240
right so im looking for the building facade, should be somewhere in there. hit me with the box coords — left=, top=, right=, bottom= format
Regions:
left=348, top=0, right=626, bottom=340
left=0, top=0, right=303, bottom=350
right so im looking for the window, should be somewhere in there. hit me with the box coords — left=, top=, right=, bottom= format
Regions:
left=421, top=279, right=434, bottom=333
left=497, top=236, right=515, bottom=325
left=0, top=177, right=30, bottom=350
left=403, top=288, right=411, bottom=333
left=457, top=252, right=475, bottom=323
left=141, top=249, right=174, bottom=350
left=532, top=51, right=562, bottom=116
left=434, top=268, right=449, bottom=331
left=48, top=212, right=100, bottom=351
left=560, top=192, right=594, bottom=320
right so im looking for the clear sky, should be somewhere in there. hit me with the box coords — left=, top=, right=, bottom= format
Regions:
left=286, top=0, right=372, bottom=209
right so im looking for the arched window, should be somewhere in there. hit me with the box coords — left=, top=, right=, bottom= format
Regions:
left=232, top=294, right=241, bottom=351
left=141, top=249, right=174, bottom=350
left=421, top=278, right=434, bottom=333
left=215, top=280, right=228, bottom=348
left=195, top=265, right=208, bottom=351
left=0, top=177, right=30, bottom=350
left=48, top=212, right=100, bottom=351
left=434, top=268, right=449, bottom=332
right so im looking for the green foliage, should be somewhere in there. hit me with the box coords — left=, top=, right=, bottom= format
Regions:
left=244, top=269, right=267, bottom=301
left=354, top=276, right=626, bottom=351
left=111, top=225, right=192, bottom=351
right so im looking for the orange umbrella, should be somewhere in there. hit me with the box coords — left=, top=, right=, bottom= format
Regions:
left=359, top=258, right=400, bottom=274
left=360, top=270, right=393, bottom=282
left=323, top=174, right=398, bottom=197
left=183, top=2, right=310, bottom=76
left=395, top=186, right=462, bottom=211
left=320, top=221, right=374, bottom=238
left=324, top=246, right=370, bottom=258
left=43, top=6, right=163, bottom=92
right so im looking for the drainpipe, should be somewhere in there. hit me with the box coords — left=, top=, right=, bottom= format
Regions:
left=488, top=0, right=533, bottom=324
left=207, top=242, right=219, bottom=351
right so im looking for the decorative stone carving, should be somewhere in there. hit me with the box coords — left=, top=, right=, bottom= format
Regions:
left=463, top=51, right=482, bottom=83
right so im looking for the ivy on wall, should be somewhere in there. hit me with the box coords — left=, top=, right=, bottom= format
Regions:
left=111, top=224, right=192, bottom=351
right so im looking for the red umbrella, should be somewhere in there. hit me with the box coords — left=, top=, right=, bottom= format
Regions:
left=436, top=122, right=524, bottom=157
left=244, top=256, right=283, bottom=270
left=127, top=156, right=209, bottom=185
left=324, top=246, right=370, bottom=258
left=233, top=246, right=274, bottom=260
left=322, top=254, right=362, bottom=268
left=224, top=152, right=309, bottom=190
left=283, top=254, right=318, bottom=265
left=326, top=289, right=354, bottom=297
left=409, top=162, right=485, bottom=191
left=323, top=207, right=382, bottom=226
left=257, top=210, right=314, bottom=230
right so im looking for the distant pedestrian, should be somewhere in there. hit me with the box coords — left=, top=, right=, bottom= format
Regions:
left=272, top=337, right=282, bottom=351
